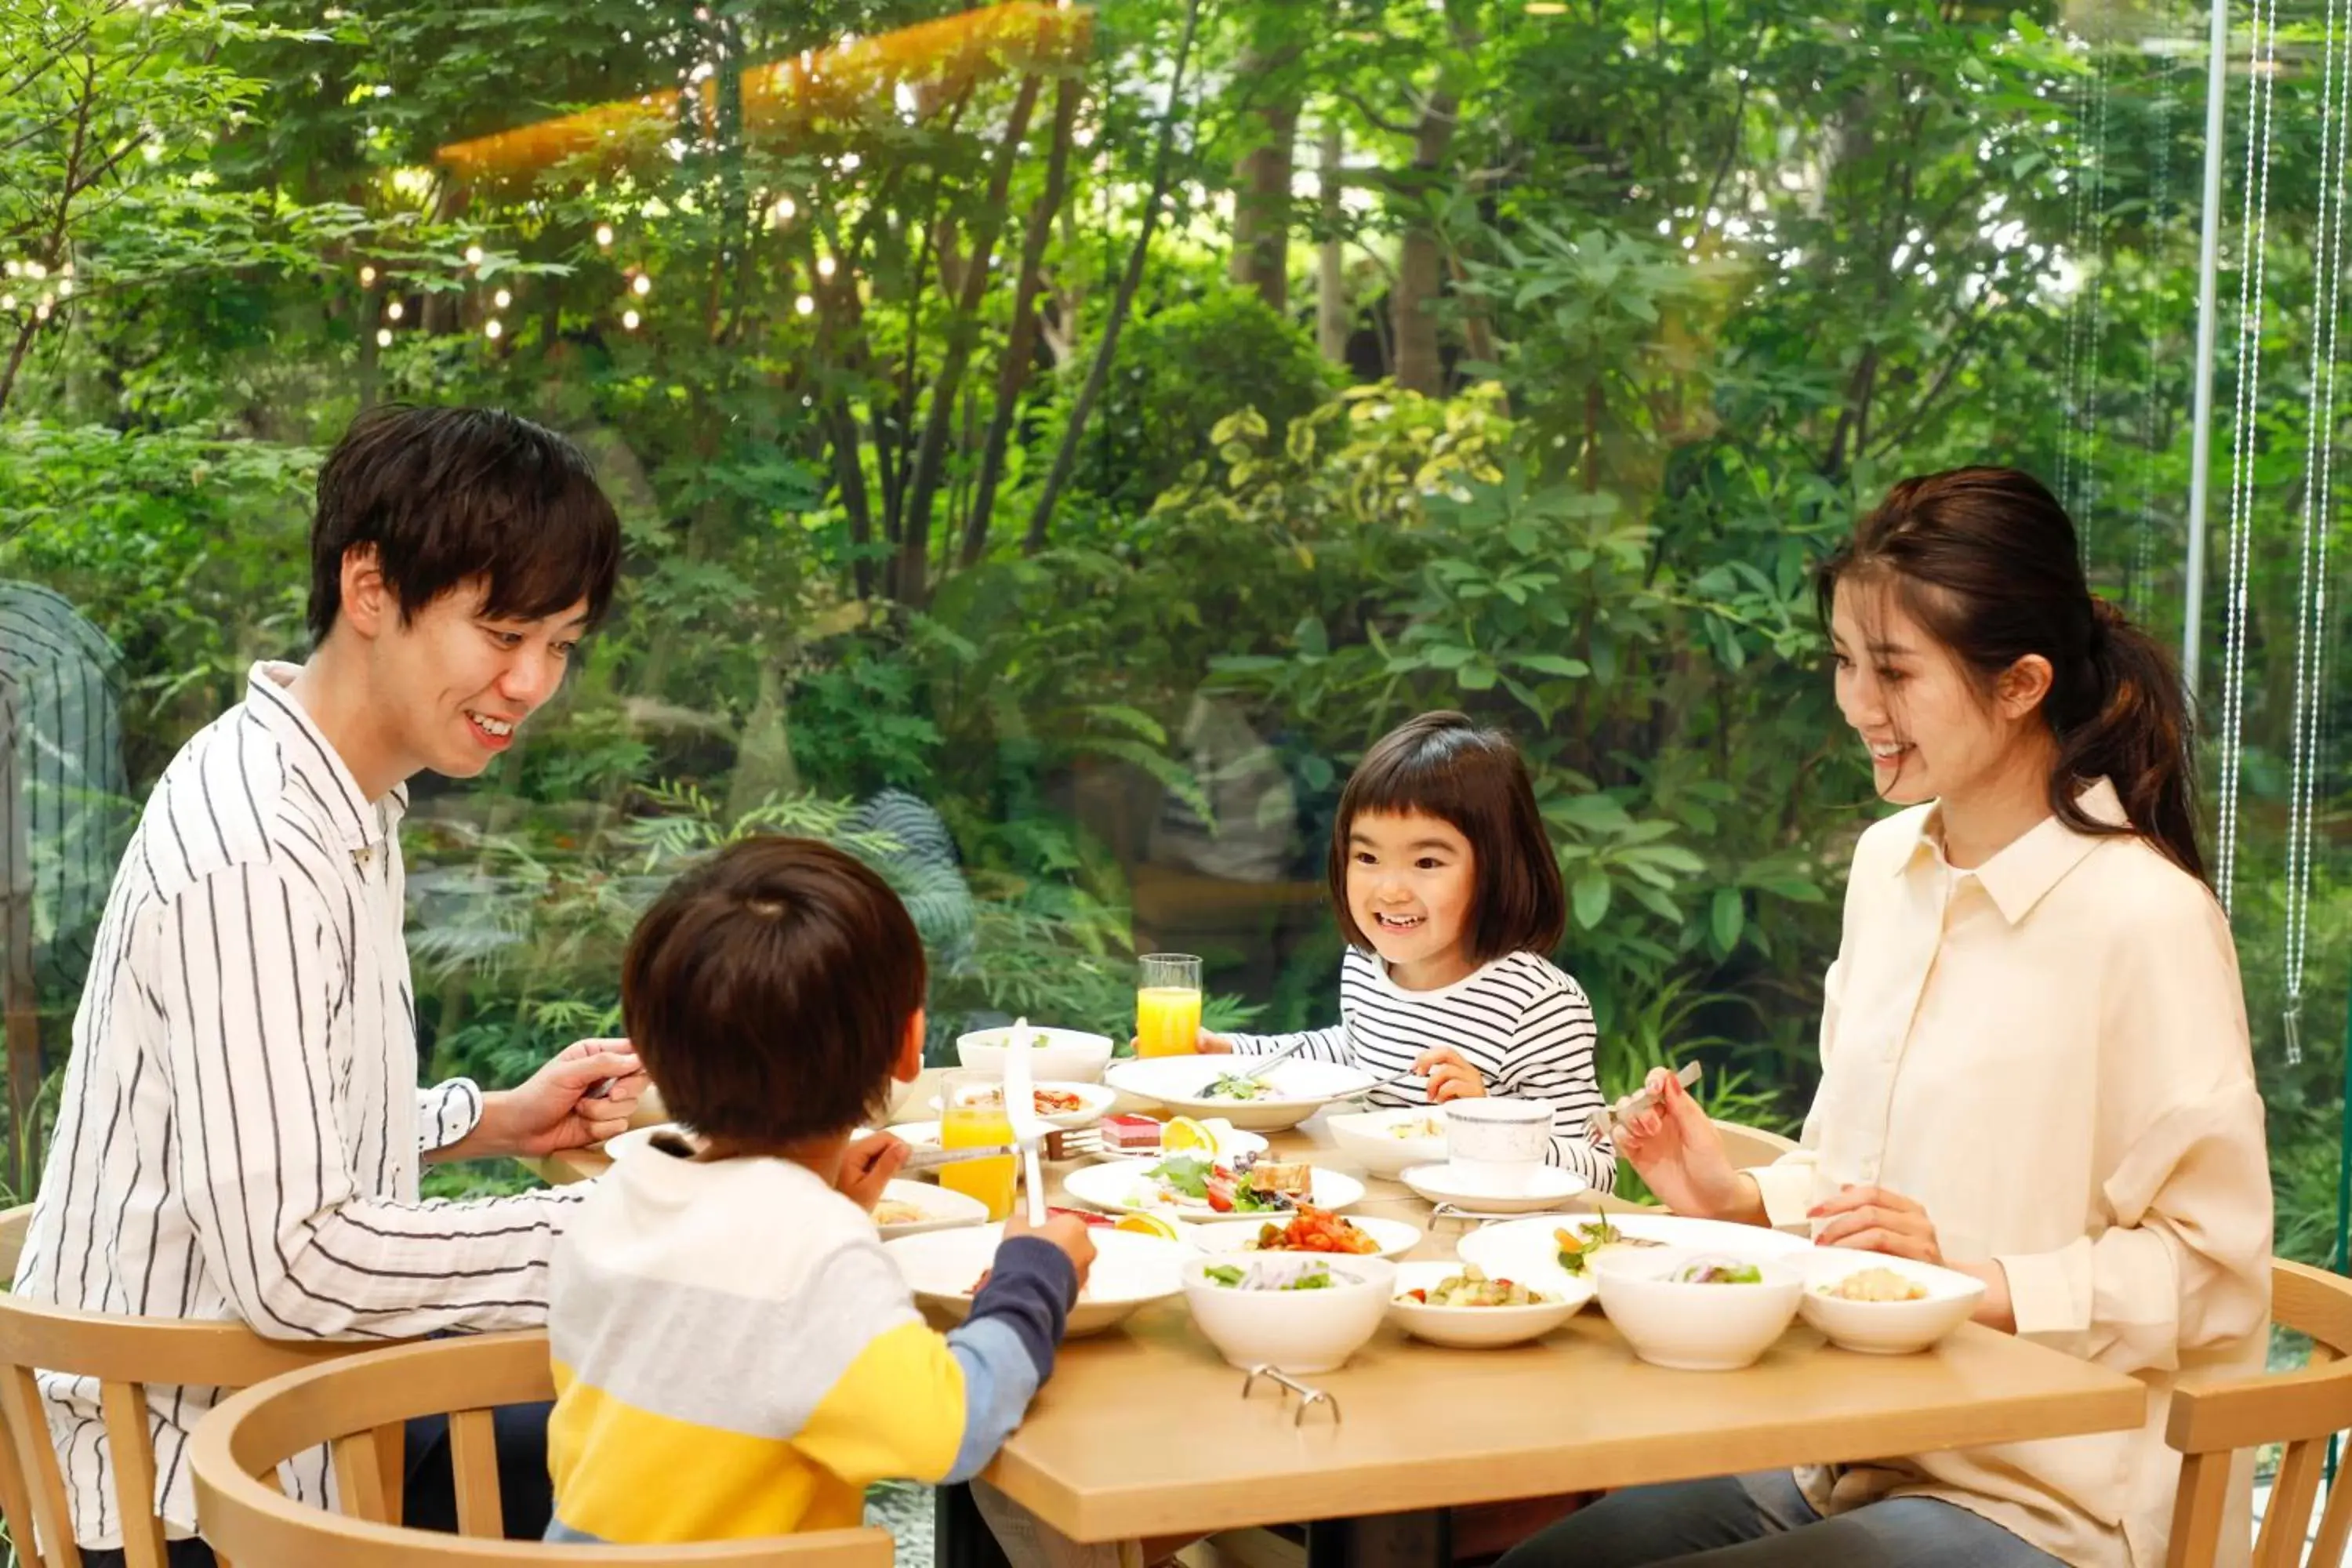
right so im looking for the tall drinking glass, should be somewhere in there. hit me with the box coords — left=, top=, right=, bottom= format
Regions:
left=937, top=1070, right=1016, bottom=1221
left=1136, top=953, right=1203, bottom=1058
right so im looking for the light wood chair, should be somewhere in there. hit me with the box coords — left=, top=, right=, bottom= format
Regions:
left=0, top=1203, right=371, bottom=1568
left=191, top=1329, right=895, bottom=1565
left=1711, top=1118, right=1798, bottom=1170
left=2166, top=1258, right=2352, bottom=1568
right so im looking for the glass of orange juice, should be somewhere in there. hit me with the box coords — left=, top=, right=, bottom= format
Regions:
left=937, top=1071, right=1016, bottom=1221
left=1136, top=953, right=1203, bottom=1058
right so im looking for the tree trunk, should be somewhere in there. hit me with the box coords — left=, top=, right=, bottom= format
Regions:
left=725, top=653, right=800, bottom=822
left=964, top=75, right=1083, bottom=569
left=891, top=73, right=1043, bottom=605
left=1316, top=118, right=1350, bottom=364
left=1026, top=0, right=1206, bottom=553
left=1227, top=52, right=1301, bottom=313
left=1391, top=89, right=1457, bottom=396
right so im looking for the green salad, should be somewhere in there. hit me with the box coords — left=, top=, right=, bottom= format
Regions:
left=1204, top=1261, right=1339, bottom=1291
left=1671, top=1258, right=1764, bottom=1285
left=1203, top=1073, right=1272, bottom=1102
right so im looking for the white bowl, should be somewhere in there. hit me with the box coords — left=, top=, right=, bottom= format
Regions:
left=930, top=1080, right=1116, bottom=1131
left=1798, top=1251, right=1986, bottom=1355
left=1326, top=1108, right=1450, bottom=1178
left=1180, top=1254, right=1396, bottom=1373
left=1187, top=1214, right=1423, bottom=1261
left=956, top=1026, right=1117, bottom=1083
left=1387, top=1261, right=1593, bottom=1349
left=1104, top=1057, right=1379, bottom=1132
left=1588, top=1245, right=1806, bottom=1371
left=884, top=1224, right=1189, bottom=1338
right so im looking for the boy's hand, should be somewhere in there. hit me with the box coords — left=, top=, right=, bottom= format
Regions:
left=837, top=1132, right=909, bottom=1211
left=1005, top=1207, right=1097, bottom=1294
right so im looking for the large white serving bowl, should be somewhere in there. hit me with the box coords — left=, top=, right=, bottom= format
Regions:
left=1798, top=1251, right=1987, bottom=1355
left=1386, top=1261, right=1593, bottom=1349
left=1187, top=1214, right=1423, bottom=1262
left=885, top=1224, right=1189, bottom=1338
left=1326, top=1107, right=1450, bottom=1178
left=1180, top=1254, right=1396, bottom=1373
left=1586, top=1245, right=1806, bottom=1372
left=956, top=1026, right=1117, bottom=1083
left=1105, top=1057, right=1379, bottom=1132
left=929, top=1080, right=1116, bottom=1131
left=1457, top=1211, right=1813, bottom=1288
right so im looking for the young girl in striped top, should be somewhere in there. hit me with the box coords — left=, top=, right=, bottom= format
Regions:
left=1204, top=710, right=1617, bottom=1193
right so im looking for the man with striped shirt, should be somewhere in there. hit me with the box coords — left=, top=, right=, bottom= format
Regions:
left=12, top=406, right=649, bottom=1566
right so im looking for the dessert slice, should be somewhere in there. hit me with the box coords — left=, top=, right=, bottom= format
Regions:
left=1101, top=1113, right=1164, bottom=1152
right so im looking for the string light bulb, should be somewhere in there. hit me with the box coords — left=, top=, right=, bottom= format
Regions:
left=631, top=273, right=652, bottom=296
left=795, top=293, right=815, bottom=316
left=360, top=265, right=377, bottom=286
left=494, top=288, right=511, bottom=308
left=464, top=245, right=485, bottom=265
left=622, top=308, right=641, bottom=329
left=376, top=327, right=392, bottom=347
left=772, top=196, right=796, bottom=224
left=485, top=318, right=503, bottom=339
left=387, top=300, right=405, bottom=320
left=595, top=224, right=615, bottom=247
left=817, top=255, right=837, bottom=279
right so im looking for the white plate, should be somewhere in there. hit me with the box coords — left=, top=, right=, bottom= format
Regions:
left=886, top=1223, right=1188, bottom=1336
left=1399, top=1163, right=1588, bottom=1214
left=1060, top=1159, right=1365, bottom=1219
left=873, top=1178, right=991, bottom=1238
left=1326, top=1108, right=1450, bottom=1178
left=930, top=1080, right=1116, bottom=1131
left=885, top=1120, right=943, bottom=1150
left=1458, top=1211, right=1814, bottom=1287
left=1187, top=1214, right=1423, bottom=1261
left=1387, top=1260, right=1594, bottom=1348
left=1104, top=1057, right=1379, bottom=1132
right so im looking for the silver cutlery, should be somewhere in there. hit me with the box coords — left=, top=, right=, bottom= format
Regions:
left=1585, top=1060, right=1703, bottom=1143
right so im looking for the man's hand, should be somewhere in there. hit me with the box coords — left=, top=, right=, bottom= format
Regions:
left=448, top=1039, right=647, bottom=1162
left=837, top=1132, right=910, bottom=1211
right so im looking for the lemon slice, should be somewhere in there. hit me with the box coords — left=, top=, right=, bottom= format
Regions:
left=1116, top=1213, right=1181, bottom=1241
left=1161, top=1116, right=1217, bottom=1155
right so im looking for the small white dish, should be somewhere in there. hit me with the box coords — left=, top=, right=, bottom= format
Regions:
left=1400, top=1162, right=1586, bottom=1214
left=1387, top=1260, right=1593, bottom=1348
left=1587, top=1245, right=1806, bottom=1371
left=886, top=1223, right=1188, bottom=1336
left=928, top=1080, right=1116, bottom=1131
left=872, top=1178, right=991, bottom=1239
left=1798, top=1251, right=1986, bottom=1355
left=1181, top=1253, right=1396, bottom=1372
left=1104, top=1056, right=1379, bottom=1132
left=1325, top=1108, right=1449, bottom=1178
left=1187, top=1214, right=1423, bottom=1261
left=1061, top=1159, right=1365, bottom=1219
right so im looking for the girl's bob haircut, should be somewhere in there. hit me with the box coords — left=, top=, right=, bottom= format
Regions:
left=1326, top=711, right=1566, bottom=964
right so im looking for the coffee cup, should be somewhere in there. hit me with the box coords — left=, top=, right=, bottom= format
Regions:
left=1443, top=1098, right=1553, bottom=1194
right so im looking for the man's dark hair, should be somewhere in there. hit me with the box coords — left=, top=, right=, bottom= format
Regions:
left=622, top=837, right=927, bottom=1145
left=307, top=405, right=622, bottom=645
left=1327, top=710, right=1566, bottom=963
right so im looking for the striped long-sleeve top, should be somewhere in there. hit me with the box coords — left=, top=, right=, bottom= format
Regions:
left=544, top=1145, right=1076, bottom=1545
left=10, top=661, right=588, bottom=1550
left=1225, top=946, right=1617, bottom=1192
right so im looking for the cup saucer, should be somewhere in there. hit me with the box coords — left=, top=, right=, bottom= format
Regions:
left=1400, top=1161, right=1586, bottom=1214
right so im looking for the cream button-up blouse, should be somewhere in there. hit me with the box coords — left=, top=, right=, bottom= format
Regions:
left=1748, top=779, right=2272, bottom=1568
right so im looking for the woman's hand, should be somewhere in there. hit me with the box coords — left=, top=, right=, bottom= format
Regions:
left=1609, top=1065, right=1762, bottom=1224
left=1809, top=1184, right=1944, bottom=1263
left=1411, top=1046, right=1487, bottom=1102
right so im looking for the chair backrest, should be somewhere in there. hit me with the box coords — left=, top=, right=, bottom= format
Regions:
left=0, top=1204, right=369, bottom=1568
left=1711, top=1118, right=1798, bottom=1170
left=191, top=1330, right=896, bottom=1566
left=2166, top=1258, right=2352, bottom=1568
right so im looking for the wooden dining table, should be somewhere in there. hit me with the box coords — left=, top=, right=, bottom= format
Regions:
left=541, top=1068, right=2148, bottom=1567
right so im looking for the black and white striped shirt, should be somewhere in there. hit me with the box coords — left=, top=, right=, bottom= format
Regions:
left=12, top=662, right=590, bottom=1548
left=1226, top=947, right=1617, bottom=1192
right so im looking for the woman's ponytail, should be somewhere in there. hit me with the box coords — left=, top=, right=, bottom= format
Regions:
left=2050, top=597, right=2203, bottom=880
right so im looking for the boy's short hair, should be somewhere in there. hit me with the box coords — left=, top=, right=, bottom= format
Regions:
left=1326, top=711, right=1566, bottom=964
left=623, top=837, right=927, bottom=1145
left=308, top=405, right=622, bottom=645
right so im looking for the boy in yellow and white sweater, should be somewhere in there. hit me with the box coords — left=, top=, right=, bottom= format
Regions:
left=542, top=836, right=1097, bottom=1547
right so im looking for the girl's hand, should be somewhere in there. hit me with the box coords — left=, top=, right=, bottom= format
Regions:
left=1609, top=1065, right=1759, bottom=1223
left=1411, top=1046, right=1487, bottom=1102
left=1809, top=1185, right=1944, bottom=1263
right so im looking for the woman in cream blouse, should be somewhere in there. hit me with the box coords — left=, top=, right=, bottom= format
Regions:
left=1501, top=467, right=2270, bottom=1568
